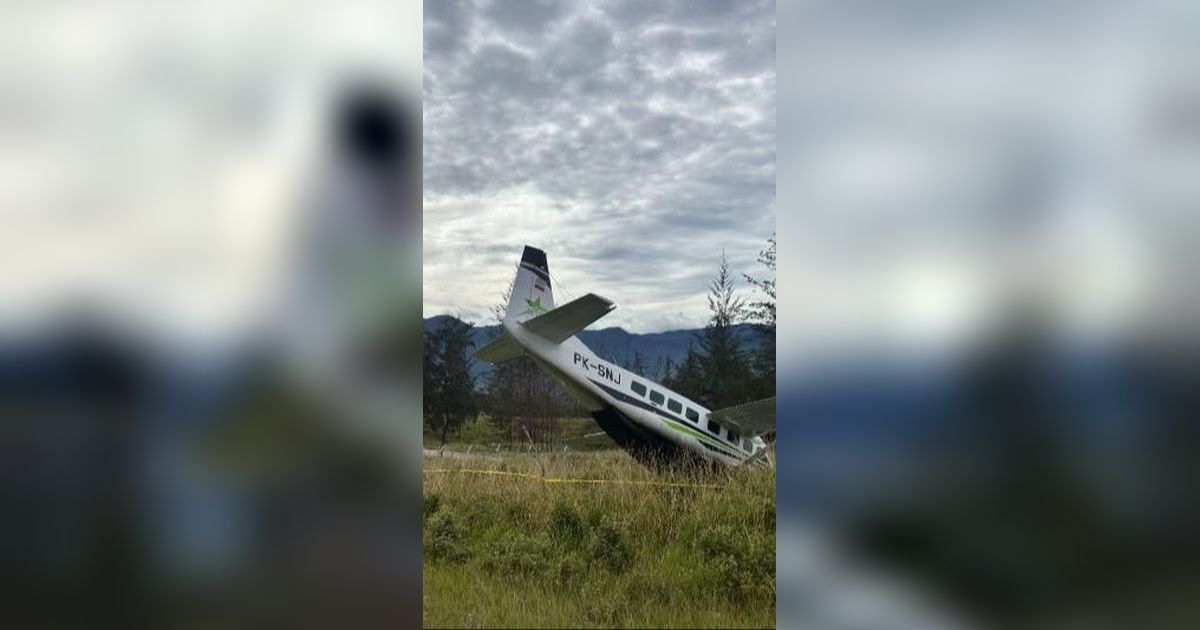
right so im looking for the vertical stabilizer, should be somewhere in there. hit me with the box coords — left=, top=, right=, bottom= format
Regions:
left=504, top=246, right=555, bottom=323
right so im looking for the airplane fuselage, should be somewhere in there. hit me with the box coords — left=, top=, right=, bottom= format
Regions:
left=504, top=319, right=766, bottom=467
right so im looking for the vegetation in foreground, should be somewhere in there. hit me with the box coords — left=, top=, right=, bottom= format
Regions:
left=423, top=415, right=617, bottom=452
left=423, top=450, right=775, bottom=628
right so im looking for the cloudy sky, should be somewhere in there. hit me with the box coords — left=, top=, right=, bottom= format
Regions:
left=422, top=0, right=775, bottom=332
left=772, top=2, right=1194, bottom=364
left=0, top=2, right=422, bottom=345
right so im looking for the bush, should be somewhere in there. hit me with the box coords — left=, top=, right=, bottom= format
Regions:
left=623, top=573, right=672, bottom=608
left=425, top=510, right=467, bottom=563
left=550, top=501, right=586, bottom=546
left=423, top=492, right=441, bottom=519
left=480, top=532, right=551, bottom=577
left=453, top=415, right=504, bottom=444
left=552, top=550, right=589, bottom=589
left=696, top=526, right=775, bottom=603
left=462, top=499, right=505, bottom=527
left=590, top=520, right=633, bottom=574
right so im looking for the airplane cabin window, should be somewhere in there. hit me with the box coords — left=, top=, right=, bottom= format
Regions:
left=649, top=391, right=664, bottom=404
left=667, top=399, right=682, bottom=413
left=685, top=408, right=699, bottom=422
left=631, top=381, right=646, bottom=396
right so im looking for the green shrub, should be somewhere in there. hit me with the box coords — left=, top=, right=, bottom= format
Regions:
left=590, top=520, right=633, bottom=574
left=550, top=501, right=585, bottom=546
left=480, top=532, right=551, bottom=577
left=584, top=504, right=607, bottom=528
left=696, top=526, right=775, bottom=603
left=454, top=415, right=504, bottom=444
left=463, top=499, right=505, bottom=527
left=552, top=550, right=589, bottom=590
left=426, top=510, right=467, bottom=563
left=623, top=573, right=672, bottom=608
left=423, top=492, right=441, bottom=519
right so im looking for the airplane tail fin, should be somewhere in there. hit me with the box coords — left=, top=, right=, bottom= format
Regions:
left=504, top=245, right=555, bottom=323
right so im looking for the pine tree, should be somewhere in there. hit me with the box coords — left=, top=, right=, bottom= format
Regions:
left=697, top=251, right=755, bottom=408
left=422, top=327, right=442, bottom=439
left=666, top=342, right=706, bottom=400
left=440, top=317, right=478, bottom=443
left=423, top=317, right=477, bottom=444
left=744, top=233, right=776, bottom=329
left=743, top=233, right=776, bottom=397
left=668, top=252, right=756, bottom=409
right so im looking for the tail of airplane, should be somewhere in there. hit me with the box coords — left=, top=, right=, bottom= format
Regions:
left=504, top=245, right=555, bottom=323
left=476, top=245, right=615, bottom=364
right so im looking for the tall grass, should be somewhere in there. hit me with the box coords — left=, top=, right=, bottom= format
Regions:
left=424, top=415, right=616, bottom=451
left=423, top=450, right=776, bottom=628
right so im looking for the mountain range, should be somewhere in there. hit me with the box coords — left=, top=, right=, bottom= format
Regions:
left=423, top=315, right=764, bottom=383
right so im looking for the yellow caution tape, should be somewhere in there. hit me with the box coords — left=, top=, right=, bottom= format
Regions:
left=423, top=468, right=723, bottom=489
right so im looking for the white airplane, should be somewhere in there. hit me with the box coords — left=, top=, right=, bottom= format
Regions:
left=475, top=246, right=775, bottom=468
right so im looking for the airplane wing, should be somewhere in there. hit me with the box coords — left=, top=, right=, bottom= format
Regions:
left=521, top=293, right=615, bottom=343
left=474, top=332, right=523, bottom=363
left=709, top=396, right=776, bottom=438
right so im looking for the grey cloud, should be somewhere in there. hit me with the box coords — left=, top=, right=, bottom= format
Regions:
left=483, top=0, right=568, bottom=38
left=601, top=0, right=673, bottom=29
left=424, top=0, right=775, bottom=331
left=424, top=0, right=473, bottom=57
left=545, top=19, right=614, bottom=81
left=463, top=44, right=551, bottom=98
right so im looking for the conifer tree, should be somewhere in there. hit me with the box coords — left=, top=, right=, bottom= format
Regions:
left=669, top=252, right=755, bottom=408
left=423, top=317, right=477, bottom=444
left=698, top=251, right=755, bottom=408
left=743, top=233, right=776, bottom=397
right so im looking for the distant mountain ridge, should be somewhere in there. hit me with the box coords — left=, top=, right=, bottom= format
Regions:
left=423, top=315, right=763, bottom=383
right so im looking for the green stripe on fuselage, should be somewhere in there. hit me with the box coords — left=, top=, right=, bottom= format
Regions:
left=661, top=417, right=706, bottom=441
left=661, top=418, right=742, bottom=460
left=587, top=377, right=744, bottom=461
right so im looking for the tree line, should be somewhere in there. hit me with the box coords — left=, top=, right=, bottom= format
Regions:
left=663, top=235, right=776, bottom=409
left=423, top=234, right=776, bottom=445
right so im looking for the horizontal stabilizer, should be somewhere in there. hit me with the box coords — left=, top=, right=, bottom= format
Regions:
left=710, top=397, right=776, bottom=438
left=474, top=331, right=523, bottom=364
left=521, top=293, right=615, bottom=343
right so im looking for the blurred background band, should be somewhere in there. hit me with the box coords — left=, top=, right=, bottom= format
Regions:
left=0, top=3, right=423, bottom=628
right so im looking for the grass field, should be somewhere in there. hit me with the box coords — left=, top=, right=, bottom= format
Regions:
left=424, top=416, right=618, bottom=452
left=422, top=449, right=776, bottom=628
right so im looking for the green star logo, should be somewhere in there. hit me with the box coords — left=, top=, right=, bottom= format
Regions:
left=518, top=297, right=547, bottom=317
